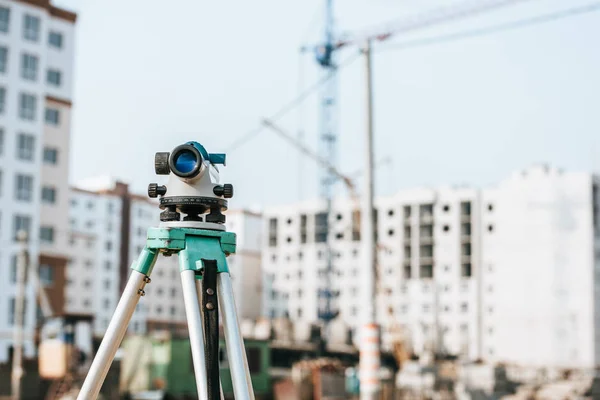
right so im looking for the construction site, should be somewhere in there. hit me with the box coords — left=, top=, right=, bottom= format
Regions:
left=1, top=0, right=600, bottom=399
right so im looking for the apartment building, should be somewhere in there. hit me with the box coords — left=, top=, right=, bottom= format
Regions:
left=0, top=0, right=75, bottom=362
left=263, top=165, right=600, bottom=369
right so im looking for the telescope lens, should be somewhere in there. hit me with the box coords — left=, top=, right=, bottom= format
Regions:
left=174, top=150, right=197, bottom=174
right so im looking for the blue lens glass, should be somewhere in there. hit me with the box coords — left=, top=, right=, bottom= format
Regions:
left=174, top=150, right=197, bottom=174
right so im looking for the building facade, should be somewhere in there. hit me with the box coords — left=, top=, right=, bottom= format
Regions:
left=262, top=165, right=600, bottom=369
left=0, top=0, right=75, bottom=362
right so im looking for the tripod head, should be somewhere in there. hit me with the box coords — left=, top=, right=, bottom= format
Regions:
left=148, top=141, right=233, bottom=224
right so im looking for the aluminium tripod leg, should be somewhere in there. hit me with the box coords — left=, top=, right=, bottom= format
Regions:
left=181, top=269, right=209, bottom=400
left=218, top=272, right=255, bottom=400
left=77, top=248, right=158, bottom=400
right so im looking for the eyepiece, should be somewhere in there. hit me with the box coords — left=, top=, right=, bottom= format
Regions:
left=168, top=144, right=203, bottom=178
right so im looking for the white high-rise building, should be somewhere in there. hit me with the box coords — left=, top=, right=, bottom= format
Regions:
left=0, top=0, right=76, bottom=362
left=263, top=165, right=600, bottom=369
left=481, top=165, right=600, bottom=369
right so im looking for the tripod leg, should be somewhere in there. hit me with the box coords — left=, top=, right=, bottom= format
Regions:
left=217, top=272, right=255, bottom=400
left=181, top=269, right=209, bottom=400
left=77, top=270, right=151, bottom=400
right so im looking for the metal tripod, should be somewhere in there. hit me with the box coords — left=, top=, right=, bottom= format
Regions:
left=76, top=223, right=255, bottom=400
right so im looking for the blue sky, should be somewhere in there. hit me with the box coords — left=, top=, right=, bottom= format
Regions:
left=55, top=0, right=600, bottom=210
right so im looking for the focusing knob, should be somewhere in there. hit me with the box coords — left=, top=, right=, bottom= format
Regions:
left=155, top=152, right=171, bottom=175
left=148, top=183, right=167, bottom=198
left=213, top=184, right=234, bottom=199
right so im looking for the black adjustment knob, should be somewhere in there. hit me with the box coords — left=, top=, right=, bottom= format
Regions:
left=148, top=183, right=167, bottom=198
left=155, top=152, right=171, bottom=175
left=160, top=210, right=180, bottom=222
left=205, top=208, right=226, bottom=224
left=213, top=184, right=234, bottom=199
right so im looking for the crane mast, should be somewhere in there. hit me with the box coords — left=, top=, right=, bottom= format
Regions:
left=315, top=0, right=339, bottom=325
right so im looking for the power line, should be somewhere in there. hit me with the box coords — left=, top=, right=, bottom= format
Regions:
left=226, top=51, right=361, bottom=153
left=377, top=2, right=600, bottom=51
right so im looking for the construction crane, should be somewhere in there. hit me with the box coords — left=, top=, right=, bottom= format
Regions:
left=312, top=0, right=339, bottom=326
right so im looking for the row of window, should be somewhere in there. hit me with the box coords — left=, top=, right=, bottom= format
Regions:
left=0, top=131, right=59, bottom=162
left=0, top=89, right=61, bottom=123
left=0, top=49, right=63, bottom=87
left=0, top=7, right=64, bottom=48
left=0, top=172, right=58, bottom=203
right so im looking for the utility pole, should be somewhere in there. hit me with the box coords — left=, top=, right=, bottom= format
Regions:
left=359, top=39, right=380, bottom=400
left=12, top=230, right=29, bottom=400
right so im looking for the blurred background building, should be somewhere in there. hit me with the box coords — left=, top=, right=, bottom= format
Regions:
left=262, top=164, right=600, bottom=369
left=0, top=0, right=76, bottom=362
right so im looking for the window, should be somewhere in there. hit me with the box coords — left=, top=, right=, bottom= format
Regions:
left=403, top=264, right=411, bottom=279
left=462, top=243, right=472, bottom=256
left=420, top=264, right=434, bottom=279
left=104, top=299, right=110, bottom=308
left=21, top=53, right=38, bottom=80
left=461, top=263, right=472, bottom=277
left=0, top=7, right=9, bottom=32
left=104, top=280, right=110, bottom=290
left=17, top=133, right=35, bottom=160
left=8, top=297, right=15, bottom=325
left=13, top=214, right=31, bottom=239
left=41, top=186, right=56, bottom=204
left=105, top=261, right=111, bottom=270
left=15, top=174, right=33, bottom=201
left=40, top=226, right=54, bottom=243
left=315, top=212, right=327, bottom=243
left=461, top=303, right=468, bottom=312
left=106, top=241, right=112, bottom=251
left=487, top=204, right=494, bottom=212
left=487, top=224, right=494, bottom=233
left=442, top=204, right=450, bottom=212
left=19, top=93, right=36, bottom=120
left=268, top=218, right=277, bottom=246
left=43, top=147, right=58, bottom=164
left=86, top=201, right=93, bottom=209
left=23, top=15, right=40, bottom=41
left=388, top=229, right=395, bottom=236
left=48, top=31, right=63, bottom=48
left=10, top=255, right=18, bottom=283
left=45, top=108, right=59, bottom=125
left=388, top=209, right=395, bottom=216
left=0, top=47, right=6, bottom=73
left=46, top=69, right=61, bottom=86
left=39, top=264, right=53, bottom=285
left=297, top=308, right=303, bottom=318
left=403, top=205, right=411, bottom=219
left=443, top=224, right=450, bottom=232
left=300, top=214, right=307, bottom=243
left=0, top=87, right=5, bottom=113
